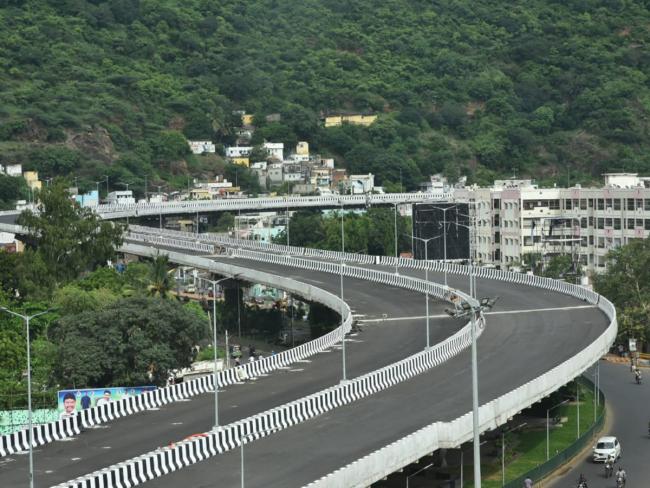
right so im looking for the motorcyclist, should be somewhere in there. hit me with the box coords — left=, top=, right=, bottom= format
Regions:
left=577, top=473, right=588, bottom=487
left=615, top=466, right=627, bottom=487
left=635, top=368, right=642, bottom=384
left=605, top=454, right=615, bottom=478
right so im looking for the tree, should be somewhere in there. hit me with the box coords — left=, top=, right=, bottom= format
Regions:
left=593, top=239, right=650, bottom=348
left=51, top=297, right=208, bottom=387
left=17, top=181, right=124, bottom=289
left=147, top=254, right=173, bottom=298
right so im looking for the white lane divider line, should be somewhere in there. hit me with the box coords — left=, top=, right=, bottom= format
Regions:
left=485, top=305, right=596, bottom=315
left=289, top=368, right=305, bottom=372
left=358, top=305, right=596, bottom=323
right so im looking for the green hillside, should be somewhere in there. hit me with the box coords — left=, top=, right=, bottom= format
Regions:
left=1, top=0, right=649, bottom=195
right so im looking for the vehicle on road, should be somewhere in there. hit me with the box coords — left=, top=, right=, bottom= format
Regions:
left=592, top=436, right=621, bottom=462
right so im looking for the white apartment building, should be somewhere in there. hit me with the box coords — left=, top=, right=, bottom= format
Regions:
left=188, top=140, right=216, bottom=154
left=263, top=142, right=284, bottom=161
left=453, top=173, right=650, bottom=274
left=225, top=146, right=253, bottom=158
left=107, top=190, right=136, bottom=205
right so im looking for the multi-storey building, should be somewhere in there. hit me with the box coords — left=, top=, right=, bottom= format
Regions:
left=452, top=173, right=650, bottom=274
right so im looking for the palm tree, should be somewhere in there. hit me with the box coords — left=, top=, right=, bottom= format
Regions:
left=148, top=254, right=173, bottom=298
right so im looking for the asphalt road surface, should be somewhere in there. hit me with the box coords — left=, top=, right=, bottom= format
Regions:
left=0, top=256, right=610, bottom=487
left=148, top=261, right=610, bottom=488
left=548, top=361, right=650, bottom=488
left=0, top=260, right=462, bottom=486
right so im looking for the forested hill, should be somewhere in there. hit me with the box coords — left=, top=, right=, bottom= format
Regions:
left=1, top=0, right=649, bottom=194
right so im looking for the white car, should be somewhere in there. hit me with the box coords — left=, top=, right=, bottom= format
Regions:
left=592, top=436, right=621, bottom=462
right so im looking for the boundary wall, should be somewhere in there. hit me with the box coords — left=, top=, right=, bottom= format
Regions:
left=0, top=247, right=352, bottom=458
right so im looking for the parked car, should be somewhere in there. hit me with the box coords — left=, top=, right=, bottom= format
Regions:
left=592, top=436, right=621, bottom=462
left=185, top=284, right=196, bottom=293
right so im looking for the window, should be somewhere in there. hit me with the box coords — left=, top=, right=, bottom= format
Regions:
left=627, top=218, right=635, bottom=229
left=645, top=199, right=650, bottom=211
left=637, top=219, right=643, bottom=228
left=637, top=199, right=643, bottom=210
left=627, top=198, right=635, bottom=211
left=580, top=199, right=587, bottom=210
left=597, top=218, right=604, bottom=229
left=588, top=199, right=594, bottom=208
left=645, top=219, right=650, bottom=231
left=589, top=216, right=594, bottom=227
left=565, top=199, right=572, bottom=210
left=605, top=198, right=612, bottom=209
left=581, top=237, right=587, bottom=247
left=589, top=236, right=594, bottom=245
left=493, top=199, right=500, bottom=210
left=581, top=217, right=587, bottom=228
left=597, top=199, right=604, bottom=210
left=614, top=218, right=621, bottom=230
left=494, top=215, right=500, bottom=226
left=549, top=199, right=560, bottom=209
left=598, top=237, right=605, bottom=248
left=605, top=218, right=612, bottom=228
left=613, top=199, right=621, bottom=210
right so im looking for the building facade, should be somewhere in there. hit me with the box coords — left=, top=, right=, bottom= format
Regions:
left=453, top=173, right=650, bottom=274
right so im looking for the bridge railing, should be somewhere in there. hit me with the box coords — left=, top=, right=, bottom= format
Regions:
left=304, top=284, right=616, bottom=487
left=0, top=249, right=354, bottom=458
left=53, top=273, right=477, bottom=488
left=97, top=192, right=453, bottom=218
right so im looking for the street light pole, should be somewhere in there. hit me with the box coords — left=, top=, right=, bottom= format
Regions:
left=546, top=399, right=570, bottom=460
left=198, top=276, right=232, bottom=431
left=577, top=381, right=580, bottom=439
left=409, top=234, right=443, bottom=349
left=340, top=203, right=347, bottom=382
left=0, top=307, right=54, bottom=488
left=394, top=203, right=399, bottom=274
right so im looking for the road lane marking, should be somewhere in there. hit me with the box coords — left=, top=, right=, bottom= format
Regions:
left=359, top=305, right=596, bottom=323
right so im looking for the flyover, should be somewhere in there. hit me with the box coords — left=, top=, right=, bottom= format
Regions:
left=0, top=196, right=615, bottom=487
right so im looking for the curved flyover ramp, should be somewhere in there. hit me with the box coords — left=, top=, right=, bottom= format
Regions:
left=0, top=248, right=466, bottom=487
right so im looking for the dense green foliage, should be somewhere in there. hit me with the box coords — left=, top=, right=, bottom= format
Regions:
left=594, top=239, right=650, bottom=349
left=52, top=296, right=207, bottom=387
left=17, top=181, right=124, bottom=288
left=274, top=208, right=412, bottom=255
left=2, top=1, right=649, bottom=192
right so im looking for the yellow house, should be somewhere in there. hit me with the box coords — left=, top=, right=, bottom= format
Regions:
left=232, top=157, right=250, bottom=167
left=324, top=114, right=377, bottom=127
left=241, top=114, right=254, bottom=126
left=190, top=188, right=212, bottom=200
left=296, top=141, right=309, bottom=156
left=23, top=171, right=42, bottom=190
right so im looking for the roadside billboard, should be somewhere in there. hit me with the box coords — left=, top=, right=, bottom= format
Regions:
left=57, top=386, right=155, bottom=418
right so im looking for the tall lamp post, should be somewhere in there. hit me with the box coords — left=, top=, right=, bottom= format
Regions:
left=546, top=399, right=569, bottom=460
left=408, top=233, right=442, bottom=349
left=0, top=307, right=55, bottom=488
left=155, top=185, right=167, bottom=229
left=197, top=275, right=236, bottom=431
left=417, top=204, right=457, bottom=288
left=393, top=203, right=399, bottom=274
left=340, top=201, right=347, bottom=382
left=116, top=182, right=132, bottom=226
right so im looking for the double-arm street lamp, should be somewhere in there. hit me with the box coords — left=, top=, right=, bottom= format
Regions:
left=196, top=275, right=238, bottom=431
left=339, top=201, right=348, bottom=382
left=546, top=399, right=569, bottom=460
left=408, top=233, right=443, bottom=349
left=0, top=307, right=55, bottom=488
left=448, top=295, right=497, bottom=488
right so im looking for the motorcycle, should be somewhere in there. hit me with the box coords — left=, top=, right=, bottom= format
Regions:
left=635, top=372, right=642, bottom=384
